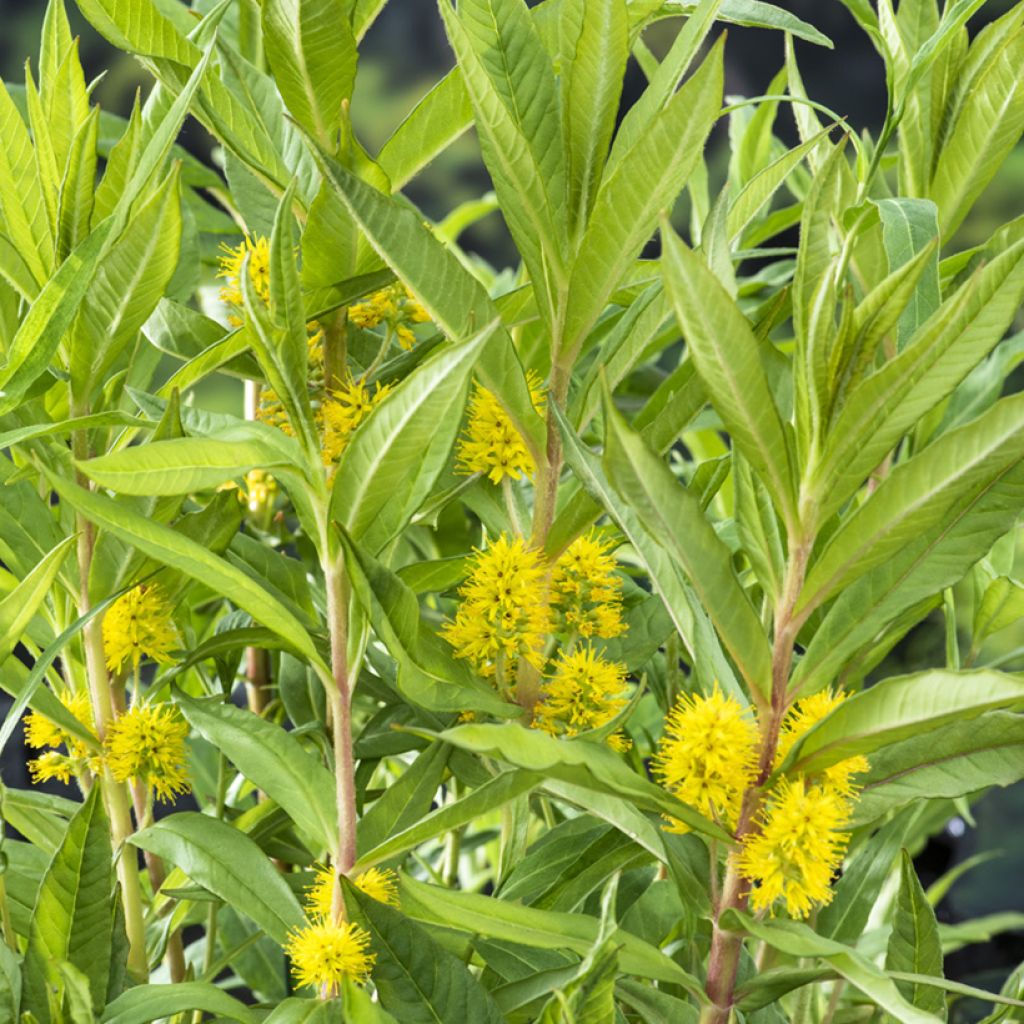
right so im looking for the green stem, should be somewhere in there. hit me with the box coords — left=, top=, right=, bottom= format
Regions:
left=530, top=360, right=571, bottom=552
left=73, top=426, right=149, bottom=981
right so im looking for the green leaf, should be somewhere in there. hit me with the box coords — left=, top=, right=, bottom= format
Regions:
left=377, top=69, right=473, bottom=193
left=43, top=469, right=328, bottom=678
left=554, top=403, right=741, bottom=698
left=22, top=789, right=113, bottom=1019
left=853, top=711, right=1024, bottom=826
left=720, top=911, right=942, bottom=1024
left=563, top=38, right=723, bottom=359
left=100, top=983, right=258, bottom=1024
left=929, top=24, right=1024, bottom=237
left=798, top=390, right=1024, bottom=615
left=558, top=0, right=628, bottom=233
left=263, top=998, right=354, bottom=1023
left=262, top=0, right=356, bottom=146
left=400, top=874, right=703, bottom=992
left=661, top=224, right=796, bottom=526
left=782, top=669, right=1024, bottom=777
left=602, top=393, right=772, bottom=703
left=355, top=770, right=540, bottom=870
left=79, top=437, right=293, bottom=496
left=175, top=691, right=337, bottom=855
left=875, top=198, right=940, bottom=350
left=887, top=851, right=946, bottom=1018
left=343, top=879, right=506, bottom=1022
left=973, top=575, right=1024, bottom=643
left=813, top=239, right=1024, bottom=520
left=130, top=813, right=304, bottom=943
left=438, top=0, right=567, bottom=330
left=73, top=0, right=198, bottom=66
left=332, top=325, right=496, bottom=552
left=312, top=145, right=543, bottom=455
left=435, top=723, right=730, bottom=841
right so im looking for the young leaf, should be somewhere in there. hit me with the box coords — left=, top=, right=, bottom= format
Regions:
left=886, top=852, right=947, bottom=1018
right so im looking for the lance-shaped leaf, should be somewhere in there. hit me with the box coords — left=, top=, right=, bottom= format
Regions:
left=798, top=390, right=1024, bottom=616
left=312, top=145, right=543, bottom=456
left=780, top=669, right=1024, bottom=777
left=600, top=395, right=772, bottom=704
left=887, top=852, right=947, bottom=1018
left=554, top=404, right=741, bottom=699
left=130, top=814, right=304, bottom=943
left=100, top=984, right=258, bottom=1024
left=175, top=691, right=337, bottom=855
left=44, top=469, right=328, bottom=677
left=262, top=0, right=356, bottom=146
left=331, top=324, right=496, bottom=553
left=812, top=239, right=1024, bottom=521
left=563, top=38, right=723, bottom=360
left=22, top=789, right=114, bottom=1019
left=435, top=722, right=731, bottom=841
left=438, top=0, right=567, bottom=329
left=793, top=461, right=1024, bottom=693
left=661, top=223, right=796, bottom=527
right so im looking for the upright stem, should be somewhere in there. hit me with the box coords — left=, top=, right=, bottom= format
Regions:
left=530, top=360, right=571, bottom=550
left=701, top=535, right=813, bottom=1023
left=72, top=427, right=149, bottom=980
left=325, top=548, right=358, bottom=906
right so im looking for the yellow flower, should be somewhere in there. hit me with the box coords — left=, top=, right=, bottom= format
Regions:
left=775, top=690, right=869, bottom=798
left=240, top=468, right=278, bottom=513
left=28, top=750, right=76, bottom=784
left=102, top=585, right=179, bottom=674
left=534, top=646, right=629, bottom=748
left=320, top=377, right=392, bottom=465
left=552, top=532, right=627, bottom=640
left=655, top=687, right=759, bottom=832
left=285, top=919, right=375, bottom=989
left=25, top=691, right=99, bottom=785
left=306, top=866, right=400, bottom=919
left=348, top=285, right=430, bottom=348
left=104, top=702, right=190, bottom=803
left=456, top=371, right=545, bottom=484
left=440, top=534, right=551, bottom=679
left=217, top=235, right=271, bottom=323
left=738, top=777, right=852, bottom=919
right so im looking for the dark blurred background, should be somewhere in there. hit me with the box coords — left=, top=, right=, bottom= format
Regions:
left=0, top=0, right=1022, bottom=1016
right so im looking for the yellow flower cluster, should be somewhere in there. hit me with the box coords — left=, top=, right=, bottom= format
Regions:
left=306, top=865, right=400, bottom=919
left=348, top=283, right=431, bottom=350
left=551, top=532, right=626, bottom=639
left=217, top=235, right=271, bottom=325
left=440, top=534, right=551, bottom=681
left=534, top=646, right=629, bottom=749
left=320, top=378, right=393, bottom=465
left=102, top=585, right=178, bottom=675
left=105, top=702, right=191, bottom=803
left=25, top=691, right=99, bottom=785
left=457, top=371, right=545, bottom=484
left=25, top=691, right=190, bottom=803
left=654, top=687, right=868, bottom=918
left=285, top=919, right=375, bottom=990
left=655, top=687, right=759, bottom=832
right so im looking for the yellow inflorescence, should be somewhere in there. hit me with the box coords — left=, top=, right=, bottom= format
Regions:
left=285, top=919, right=375, bottom=990
left=102, top=585, right=179, bottom=675
left=551, top=532, right=626, bottom=640
left=775, top=689, right=870, bottom=799
left=104, top=702, right=190, bottom=803
left=321, top=378, right=393, bottom=465
left=737, top=777, right=852, bottom=919
left=655, top=687, right=759, bottom=832
left=27, top=689, right=101, bottom=786
left=457, top=371, right=545, bottom=484
left=441, top=534, right=551, bottom=680
left=306, top=866, right=400, bottom=920
left=348, top=284, right=430, bottom=350
left=218, top=235, right=271, bottom=324
left=534, top=645, right=629, bottom=748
